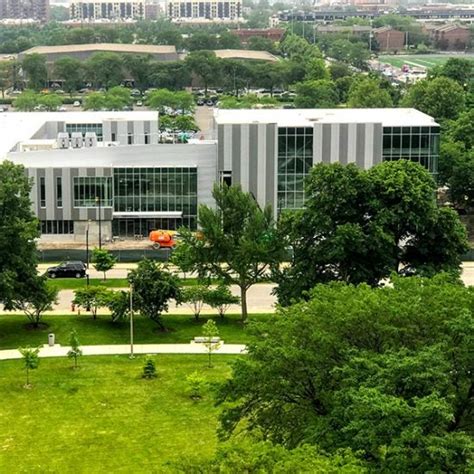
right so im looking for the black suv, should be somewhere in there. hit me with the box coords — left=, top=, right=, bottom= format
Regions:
left=47, top=261, right=86, bottom=279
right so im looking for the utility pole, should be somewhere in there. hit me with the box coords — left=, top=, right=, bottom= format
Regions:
left=129, top=283, right=134, bottom=359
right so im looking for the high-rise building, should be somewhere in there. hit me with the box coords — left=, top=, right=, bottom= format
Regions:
left=167, top=0, right=242, bottom=22
left=69, top=0, right=145, bottom=21
left=0, top=0, right=49, bottom=21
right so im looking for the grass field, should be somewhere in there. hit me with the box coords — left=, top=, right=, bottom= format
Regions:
left=0, top=313, right=270, bottom=349
left=378, top=54, right=474, bottom=70
left=46, top=277, right=204, bottom=290
left=0, top=355, right=236, bottom=471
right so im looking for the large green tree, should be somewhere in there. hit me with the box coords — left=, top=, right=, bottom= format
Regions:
left=185, top=51, right=220, bottom=94
left=172, top=184, right=286, bottom=322
left=347, top=77, right=393, bottom=108
left=217, top=275, right=474, bottom=472
left=274, top=161, right=468, bottom=305
left=0, top=161, right=40, bottom=308
left=86, top=52, right=124, bottom=89
left=294, top=80, right=339, bottom=108
left=21, top=53, right=47, bottom=90
left=54, top=57, right=84, bottom=94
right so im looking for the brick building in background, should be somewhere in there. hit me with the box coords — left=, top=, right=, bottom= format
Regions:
left=428, top=24, right=471, bottom=51
left=231, top=28, right=285, bottom=46
left=0, top=0, right=49, bottom=21
left=373, top=26, right=405, bottom=52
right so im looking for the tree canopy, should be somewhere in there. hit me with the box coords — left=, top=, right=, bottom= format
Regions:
left=217, top=275, right=474, bottom=472
left=274, top=161, right=468, bottom=305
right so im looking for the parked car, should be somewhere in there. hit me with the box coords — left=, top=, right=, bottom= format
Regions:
left=73, top=101, right=81, bottom=107
left=46, top=261, right=86, bottom=279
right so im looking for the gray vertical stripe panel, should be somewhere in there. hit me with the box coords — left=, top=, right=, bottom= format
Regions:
left=266, top=124, right=276, bottom=209
left=217, top=124, right=224, bottom=172
left=63, top=168, right=71, bottom=220
left=223, top=124, right=232, bottom=170
left=231, top=125, right=243, bottom=183
left=87, top=168, right=95, bottom=177
left=356, top=124, right=366, bottom=168
left=313, top=124, right=323, bottom=164
left=231, top=124, right=241, bottom=185
left=53, top=169, right=62, bottom=220
left=46, top=169, right=54, bottom=220
left=249, top=125, right=259, bottom=198
left=339, top=124, right=349, bottom=165
left=373, top=123, right=383, bottom=165
left=322, top=124, right=332, bottom=163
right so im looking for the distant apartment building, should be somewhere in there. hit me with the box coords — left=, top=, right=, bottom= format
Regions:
left=316, top=25, right=372, bottom=37
left=0, top=0, right=49, bottom=21
left=373, top=26, right=405, bottom=52
left=167, top=0, right=242, bottom=22
left=69, top=0, right=145, bottom=20
left=428, top=24, right=471, bottom=51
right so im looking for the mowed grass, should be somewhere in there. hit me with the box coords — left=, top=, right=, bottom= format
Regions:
left=0, top=355, right=237, bottom=472
left=379, top=54, right=474, bottom=69
left=46, top=277, right=204, bottom=290
left=0, top=313, right=272, bottom=349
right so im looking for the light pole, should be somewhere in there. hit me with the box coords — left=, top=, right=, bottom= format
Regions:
left=85, top=219, right=90, bottom=269
left=95, top=195, right=102, bottom=250
left=129, top=283, right=134, bottom=359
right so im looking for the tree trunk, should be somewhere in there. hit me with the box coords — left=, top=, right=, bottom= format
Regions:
left=208, top=350, right=211, bottom=368
left=103, top=271, right=106, bottom=281
left=26, top=367, right=29, bottom=386
left=240, top=286, right=248, bottom=323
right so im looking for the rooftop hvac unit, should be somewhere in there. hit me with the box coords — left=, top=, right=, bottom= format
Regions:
left=57, top=132, right=69, bottom=149
left=84, top=132, right=97, bottom=148
left=71, top=132, right=83, bottom=149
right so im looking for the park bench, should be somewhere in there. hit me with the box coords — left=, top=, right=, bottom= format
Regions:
left=192, top=337, right=221, bottom=344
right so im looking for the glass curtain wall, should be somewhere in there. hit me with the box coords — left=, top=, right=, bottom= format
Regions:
left=66, top=124, right=103, bottom=141
left=73, top=177, right=113, bottom=207
left=382, top=126, right=440, bottom=174
left=277, top=127, right=313, bottom=211
left=113, top=167, right=198, bottom=234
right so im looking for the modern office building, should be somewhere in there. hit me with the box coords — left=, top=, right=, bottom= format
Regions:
left=3, top=108, right=439, bottom=242
left=214, top=108, right=439, bottom=214
left=167, top=0, right=242, bottom=22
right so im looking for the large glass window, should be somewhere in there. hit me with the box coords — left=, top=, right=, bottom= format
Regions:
left=277, top=127, right=313, bottom=211
left=382, top=126, right=439, bottom=174
left=73, top=177, right=112, bottom=207
left=40, top=220, right=74, bottom=234
left=113, top=167, right=198, bottom=229
left=56, top=177, right=62, bottom=208
left=66, top=123, right=103, bottom=141
left=40, top=177, right=46, bottom=208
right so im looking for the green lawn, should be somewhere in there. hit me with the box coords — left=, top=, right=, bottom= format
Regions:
left=0, top=355, right=236, bottom=471
left=0, top=313, right=271, bottom=349
left=47, top=277, right=204, bottom=290
left=379, top=54, right=474, bottom=70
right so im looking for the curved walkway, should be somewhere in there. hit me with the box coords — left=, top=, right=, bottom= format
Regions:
left=0, top=343, right=247, bottom=361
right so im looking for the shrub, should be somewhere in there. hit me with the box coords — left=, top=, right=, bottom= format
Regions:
left=186, top=371, right=205, bottom=399
left=205, top=284, right=240, bottom=318
left=142, top=356, right=157, bottom=379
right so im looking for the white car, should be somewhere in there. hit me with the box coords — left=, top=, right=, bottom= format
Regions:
left=73, top=101, right=81, bottom=107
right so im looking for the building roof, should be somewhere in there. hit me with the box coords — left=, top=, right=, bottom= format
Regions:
left=19, top=43, right=177, bottom=56
left=214, top=108, right=438, bottom=127
left=0, top=111, right=158, bottom=159
left=213, top=49, right=279, bottom=61
left=7, top=143, right=217, bottom=168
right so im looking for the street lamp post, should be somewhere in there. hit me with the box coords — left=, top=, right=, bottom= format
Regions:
left=85, top=219, right=90, bottom=269
left=129, top=283, right=134, bottom=359
left=95, top=195, right=102, bottom=250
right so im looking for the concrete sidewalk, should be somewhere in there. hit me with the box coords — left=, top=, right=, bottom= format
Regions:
left=0, top=343, right=247, bottom=361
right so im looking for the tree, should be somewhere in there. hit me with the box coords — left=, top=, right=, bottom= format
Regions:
left=205, top=284, right=240, bottom=318
left=247, top=36, right=275, bottom=53
left=146, top=88, right=177, bottom=112
left=72, top=286, right=110, bottom=319
left=172, top=184, right=286, bottom=323
left=19, top=346, right=39, bottom=388
left=37, top=93, right=62, bottom=111
left=0, top=61, right=14, bottom=98
left=91, top=248, right=117, bottom=281
left=217, top=276, right=474, bottom=472
left=173, top=115, right=198, bottom=132
left=448, top=152, right=474, bottom=210
left=304, top=57, right=329, bottom=81
left=122, top=54, right=152, bottom=91
left=402, top=77, right=465, bottom=121
left=128, top=259, right=181, bottom=330
left=13, top=90, right=38, bottom=111
left=13, top=276, right=58, bottom=328
left=430, top=58, right=473, bottom=86
left=67, top=330, right=82, bottom=369
left=186, top=370, right=205, bottom=399
left=54, top=57, right=84, bottom=94
left=202, top=319, right=221, bottom=368
left=185, top=51, right=220, bottom=94
left=105, top=290, right=130, bottom=322
left=86, top=52, right=124, bottom=89
left=0, top=161, right=39, bottom=309
left=347, top=77, right=393, bottom=108
left=274, top=161, right=468, bottom=305
left=329, top=62, right=353, bottom=80
left=83, top=92, right=105, bottom=111
left=447, top=109, right=474, bottom=150
left=294, top=80, right=339, bottom=108
left=218, top=31, right=241, bottom=49
left=21, top=53, right=47, bottom=90
left=142, top=356, right=157, bottom=379
left=180, top=285, right=210, bottom=321
left=186, top=31, right=219, bottom=51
